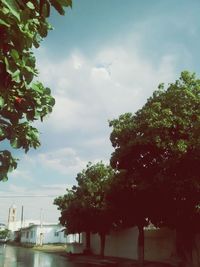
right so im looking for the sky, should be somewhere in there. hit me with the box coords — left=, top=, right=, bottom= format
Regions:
left=1, top=0, right=200, bottom=224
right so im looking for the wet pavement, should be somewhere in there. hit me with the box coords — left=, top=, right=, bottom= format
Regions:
left=0, top=244, right=91, bottom=267
left=0, top=244, right=175, bottom=267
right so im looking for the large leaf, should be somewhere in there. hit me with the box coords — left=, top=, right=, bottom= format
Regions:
left=2, top=0, right=20, bottom=21
left=57, top=0, right=72, bottom=7
left=0, top=18, right=10, bottom=27
left=0, top=96, right=5, bottom=108
left=26, top=1, right=35, bottom=9
left=49, top=0, right=65, bottom=15
left=39, top=0, right=50, bottom=17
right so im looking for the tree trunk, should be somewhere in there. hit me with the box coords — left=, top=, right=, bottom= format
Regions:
left=86, top=231, right=91, bottom=250
left=176, top=229, right=195, bottom=267
left=78, top=233, right=81, bottom=243
left=99, top=233, right=106, bottom=257
left=138, top=225, right=144, bottom=267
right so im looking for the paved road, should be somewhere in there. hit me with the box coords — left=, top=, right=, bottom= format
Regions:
left=0, top=245, right=175, bottom=267
left=0, top=245, right=89, bottom=267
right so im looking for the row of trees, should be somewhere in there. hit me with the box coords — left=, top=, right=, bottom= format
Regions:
left=0, top=0, right=72, bottom=181
left=54, top=162, right=115, bottom=256
left=54, top=71, right=200, bottom=267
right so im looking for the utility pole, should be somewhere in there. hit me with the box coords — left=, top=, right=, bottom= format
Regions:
left=19, top=205, right=24, bottom=243
left=20, top=206, right=24, bottom=229
left=39, top=208, right=43, bottom=246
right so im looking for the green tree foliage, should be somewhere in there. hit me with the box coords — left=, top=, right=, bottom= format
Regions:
left=0, top=228, right=9, bottom=239
left=0, top=0, right=72, bottom=181
left=54, top=162, right=115, bottom=256
left=54, top=188, right=94, bottom=251
left=109, top=71, right=200, bottom=266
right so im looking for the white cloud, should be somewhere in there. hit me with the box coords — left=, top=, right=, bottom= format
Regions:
left=38, top=147, right=87, bottom=175
left=9, top=169, right=33, bottom=181
left=36, top=43, right=177, bottom=137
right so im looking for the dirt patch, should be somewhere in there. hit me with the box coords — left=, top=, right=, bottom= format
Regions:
left=33, top=244, right=67, bottom=253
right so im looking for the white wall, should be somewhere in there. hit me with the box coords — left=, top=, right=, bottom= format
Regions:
left=66, top=233, right=82, bottom=244
left=144, top=228, right=176, bottom=262
left=83, top=227, right=138, bottom=259
left=59, top=231, right=68, bottom=244
left=21, top=224, right=67, bottom=245
left=21, top=226, right=38, bottom=244
left=83, top=227, right=176, bottom=262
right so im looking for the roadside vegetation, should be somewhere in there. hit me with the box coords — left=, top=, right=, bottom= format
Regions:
left=0, top=228, right=9, bottom=240
left=55, top=71, right=200, bottom=267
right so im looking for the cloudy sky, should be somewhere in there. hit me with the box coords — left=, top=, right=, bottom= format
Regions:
left=1, top=0, right=200, bottom=224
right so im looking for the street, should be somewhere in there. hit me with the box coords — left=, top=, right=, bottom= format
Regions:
left=0, top=245, right=87, bottom=267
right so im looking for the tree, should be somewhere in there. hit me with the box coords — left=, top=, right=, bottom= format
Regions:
left=54, top=162, right=115, bottom=257
left=0, top=228, right=9, bottom=239
left=0, top=0, right=72, bottom=181
left=54, top=188, right=94, bottom=252
left=109, top=114, right=164, bottom=266
left=109, top=71, right=200, bottom=267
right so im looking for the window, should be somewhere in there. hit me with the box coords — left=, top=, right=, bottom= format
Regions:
left=54, top=231, right=59, bottom=237
left=30, top=231, right=34, bottom=238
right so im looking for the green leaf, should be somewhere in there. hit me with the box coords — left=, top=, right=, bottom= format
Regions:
left=0, top=18, right=10, bottom=27
left=11, top=138, right=20, bottom=149
left=57, top=0, right=72, bottom=7
left=26, top=1, right=35, bottom=9
left=0, top=97, right=5, bottom=108
left=40, top=1, right=50, bottom=17
left=49, top=0, right=65, bottom=15
left=39, top=23, right=48, bottom=37
left=10, top=49, right=19, bottom=61
left=45, top=87, right=51, bottom=94
left=49, top=97, right=56, bottom=106
left=2, top=0, right=20, bottom=21
left=0, top=128, right=5, bottom=138
left=11, top=69, right=20, bottom=83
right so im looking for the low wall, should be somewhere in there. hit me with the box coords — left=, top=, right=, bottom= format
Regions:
left=144, top=228, right=176, bottom=262
left=83, top=227, right=176, bottom=262
left=83, top=227, right=138, bottom=259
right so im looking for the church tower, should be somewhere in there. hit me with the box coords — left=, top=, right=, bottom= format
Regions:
left=7, top=204, right=17, bottom=231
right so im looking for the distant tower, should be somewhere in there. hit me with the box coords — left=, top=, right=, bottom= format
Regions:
left=7, top=204, right=17, bottom=231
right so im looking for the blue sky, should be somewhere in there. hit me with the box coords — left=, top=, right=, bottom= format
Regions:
left=1, top=0, right=200, bottom=223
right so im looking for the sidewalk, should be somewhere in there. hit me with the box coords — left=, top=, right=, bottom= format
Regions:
left=56, top=252, right=175, bottom=267
left=32, top=244, right=176, bottom=267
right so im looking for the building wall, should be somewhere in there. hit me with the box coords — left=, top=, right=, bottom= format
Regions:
left=144, top=228, right=176, bottom=262
left=59, top=231, right=68, bottom=244
left=83, top=228, right=138, bottom=258
left=66, top=233, right=82, bottom=244
left=21, top=224, right=67, bottom=245
left=21, top=226, right=37, bottom=244
left=66, top=233, right=83, bottom=254
left=42, top=225, right=63, bottom=244
left=83, top=227, right=176, bottom=262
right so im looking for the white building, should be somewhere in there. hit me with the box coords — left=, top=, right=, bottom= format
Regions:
left=7, top=204, right=42, bottom=232
left=20, top=223, right=67, bottom=245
